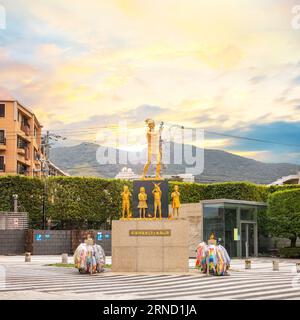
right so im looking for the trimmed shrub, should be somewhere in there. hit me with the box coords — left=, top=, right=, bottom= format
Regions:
left=267, top=189, right=300, bottom=247
left=0, top=175, right=44, bottom=226
left=46, top=177, right=131, bottom=229
left=279, top=247, right=300, bottom=258
left=169, top=181, right=269, bottom=203
left=1, top=175, right=300, bottom=230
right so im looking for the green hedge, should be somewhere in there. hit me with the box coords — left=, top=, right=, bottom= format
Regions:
left=267, top=189, right=300, bottom=247
left=168, top=181, right=269, bottom=203
left=1, top=175, right=300, bottom=229
left=0, top=176, right=44, bottom=226
left=279, top=247, right=300, bottom=258
left=46, top=177, right=130, bottom=228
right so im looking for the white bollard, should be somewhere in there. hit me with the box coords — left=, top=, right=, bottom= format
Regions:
left=61, top=253, right=68, bottom=264
left=25, top=252, right=31, bottom=263
left=245, top=260, right=251, bottom=269
left=273, top=261, right=279, bottom=271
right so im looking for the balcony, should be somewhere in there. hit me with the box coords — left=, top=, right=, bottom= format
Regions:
left=24, top=147, right=30, bottom=161
left=21, top=124, right=30, bottom=137
left=0, top=137, right=6, bottom=150
left=17, top=148, right=25, bottom=156
left=0, top=143, right=6, bottom=151
left=17, top=161, right=30, bottom=176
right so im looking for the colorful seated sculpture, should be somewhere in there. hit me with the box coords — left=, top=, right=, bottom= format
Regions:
left=195, top=237, right=230, bottom=276
left=74, top=236, right=106, bottom=274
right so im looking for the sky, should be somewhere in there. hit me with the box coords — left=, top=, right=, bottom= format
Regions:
left=0, top=0, right=300, bottom=164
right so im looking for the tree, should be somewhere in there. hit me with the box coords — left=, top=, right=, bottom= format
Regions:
left=267, top=189, right=300, bottom=247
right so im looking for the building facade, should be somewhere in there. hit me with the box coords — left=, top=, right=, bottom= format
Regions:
left=115, top=167, right=139, bottom=180
left=269, top=172, right=300, bottom=185
left=0, top=98, right=66, bottom=177
left=201, top=199, right=267, bottom=258
left=164, top=173, right=195, bottom=183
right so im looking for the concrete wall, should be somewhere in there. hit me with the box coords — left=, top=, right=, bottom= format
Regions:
left=0, top=229, right=111, bottom=256
left=0, top=230, right=26, bottom=255
left=28, top=230, right=72, bottom=255
left=27, top=230, right=112, bottom=255
left=170, top=203, right=203, bottom=258
left=0, top=212, right=28, bottom=230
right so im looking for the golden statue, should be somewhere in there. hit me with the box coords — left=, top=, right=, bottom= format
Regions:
left=137, top=187, right=148, bottom=218
left=208, top=233, right=217, bottom=245
left=152, top=183, right=162, bottom=219
left=142, top=119, right=164, bottom=179
left=171, top=185, right=181, bottom=219
left=121, top=185, right=132, bottom=219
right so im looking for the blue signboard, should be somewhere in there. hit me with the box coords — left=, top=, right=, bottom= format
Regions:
left=35, top=234, right=42, bottom=241
left=97, top=232, right=103, bottom=241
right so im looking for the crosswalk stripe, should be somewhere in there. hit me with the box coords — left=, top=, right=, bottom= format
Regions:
left=1, top=263, right=300, bottom=300
left=3, top=274, right=293, bottom=292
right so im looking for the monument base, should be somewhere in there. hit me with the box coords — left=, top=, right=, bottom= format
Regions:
left=112, top=219, right=189, bottom=272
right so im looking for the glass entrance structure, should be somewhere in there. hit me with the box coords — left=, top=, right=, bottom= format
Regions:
left=201, top=199, right=267, bottom=258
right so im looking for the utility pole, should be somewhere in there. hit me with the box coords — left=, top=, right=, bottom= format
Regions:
left=41, top=130, right=66, bottom=229
left=12, top=194, right=18, bottom=213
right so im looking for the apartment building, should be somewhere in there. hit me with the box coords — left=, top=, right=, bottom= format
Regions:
left=0, top=97, right=66, bottom=177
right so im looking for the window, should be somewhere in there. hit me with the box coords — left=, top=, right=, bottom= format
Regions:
left=0, top=130, right=4, bottom=144
left=203, top=204, right=225, bottom=244
left=0, top=104, right=5, bottom=117
left=17, top=162, right=28, bottom=175
left=17, top=136, right=28, bottom=149
left=34, top=149, right=40, bottom=161
left=0, top=156, right=4, bottom=171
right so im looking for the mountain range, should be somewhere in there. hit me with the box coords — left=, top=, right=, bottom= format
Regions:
left=49, top=142, right=300, bottom=184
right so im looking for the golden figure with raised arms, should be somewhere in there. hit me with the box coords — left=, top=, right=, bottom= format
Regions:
left=152, top=182, right=162, bottom=219
left=121, top=185, right=131, bottom=219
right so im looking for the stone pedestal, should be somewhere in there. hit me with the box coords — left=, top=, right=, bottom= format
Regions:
left=112, top=219, right=189, bottom=272
left=169, top=203, right=202, bottom=258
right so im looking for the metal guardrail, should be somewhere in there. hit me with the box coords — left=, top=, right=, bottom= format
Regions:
left=0, top=212, right=28, bottom=230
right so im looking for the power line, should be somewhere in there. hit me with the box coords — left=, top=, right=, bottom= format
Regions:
left=165, top=122, right=300, bottom=149
left=2, top=122, right=300, bottom=149
left=205, top=130, right=300, bottom=148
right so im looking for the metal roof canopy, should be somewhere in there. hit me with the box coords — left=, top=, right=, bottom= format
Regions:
left=200, top=199, right=267, bottom=206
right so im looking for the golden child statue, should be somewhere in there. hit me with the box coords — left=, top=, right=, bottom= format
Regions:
left=121, top=185, right=132, bottom=219
left=138, top=187, right=148, bottom=219
left=152, top=183, right=162, bottom=219
left=208, top=233, right=217, bottom=245
left=171, top=185, right=181, bottom=219
left=142, top=119, right=164, bottom=179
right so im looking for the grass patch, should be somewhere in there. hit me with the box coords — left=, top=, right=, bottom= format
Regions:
left=45, top=263, right=112, bottom=268
left=45, top=263, right=75, bottom=268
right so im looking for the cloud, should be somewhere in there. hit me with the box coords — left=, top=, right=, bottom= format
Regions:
left=221, top=121, right=300, bottom=164
left=293, top=75, right=300, bottom=84
left=249, top=75, right=266, bottom=84
left=1, top=0, right=300, bottom=164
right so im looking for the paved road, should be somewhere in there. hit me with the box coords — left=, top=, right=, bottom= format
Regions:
left=0, top=256, right=300, bottom=300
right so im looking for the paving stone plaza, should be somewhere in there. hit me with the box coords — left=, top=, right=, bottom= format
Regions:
left=0, top=256, right=299, bottom=300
